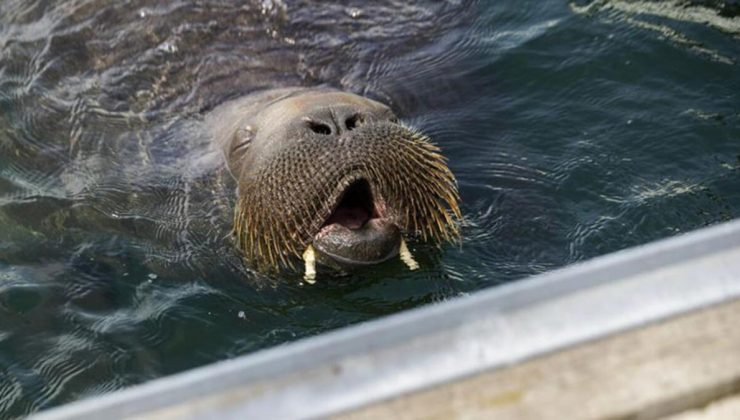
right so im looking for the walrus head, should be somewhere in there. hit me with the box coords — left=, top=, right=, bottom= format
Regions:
left=217, top=88, right=460, bottom=275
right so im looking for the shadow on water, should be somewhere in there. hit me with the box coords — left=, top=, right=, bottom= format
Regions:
left=0, top=0, right=738, bottom=415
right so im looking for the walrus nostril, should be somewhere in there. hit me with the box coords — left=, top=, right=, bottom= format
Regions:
left=345, top=114, right=363, bottom=131
left=308, top=121, right=331, bottom=135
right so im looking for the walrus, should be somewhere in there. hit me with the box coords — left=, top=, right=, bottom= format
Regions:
left=206, top=87, right=461, bottom=280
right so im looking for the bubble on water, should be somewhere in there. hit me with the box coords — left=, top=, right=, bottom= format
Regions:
left=346, top=8, right=362, bottom=19
left=158, top=41, right=178, bottom=54
left=260, top=0, right=286, bottom=16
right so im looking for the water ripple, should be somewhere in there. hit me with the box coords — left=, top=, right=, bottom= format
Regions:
left=1, top=0, right=739, bottom=416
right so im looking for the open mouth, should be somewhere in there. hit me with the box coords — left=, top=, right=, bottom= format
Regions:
left=321, top=179, right=378, bottom=231
left=312, top=179, right=401, bottom=266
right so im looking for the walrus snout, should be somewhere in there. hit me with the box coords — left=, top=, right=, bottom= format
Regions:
left=211, top=87, right=461, bottom=274
left=312, top=179, right=401, bottom=266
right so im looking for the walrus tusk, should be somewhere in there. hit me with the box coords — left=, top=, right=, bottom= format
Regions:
left=399, top=238, right=419, bottom=271
left=302, top=245, right=317, bottom=283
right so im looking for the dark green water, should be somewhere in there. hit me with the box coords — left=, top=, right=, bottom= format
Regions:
left=1, top=0, right=738, bottom=416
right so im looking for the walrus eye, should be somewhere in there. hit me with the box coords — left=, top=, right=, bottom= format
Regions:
left=232, top=126, right=254, bottom=153
left=345, top=114, right=363, bottom=131
left=307, top=120, right=331, bottom=135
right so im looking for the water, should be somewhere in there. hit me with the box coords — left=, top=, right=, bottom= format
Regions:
left=1, top=0, right=738, bottom=415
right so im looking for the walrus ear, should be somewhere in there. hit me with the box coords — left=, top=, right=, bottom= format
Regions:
left=231, top=124, right=255, bottom=161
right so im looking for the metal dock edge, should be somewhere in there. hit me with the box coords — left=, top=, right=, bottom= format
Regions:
left=34, top=219, right=740, bottom=419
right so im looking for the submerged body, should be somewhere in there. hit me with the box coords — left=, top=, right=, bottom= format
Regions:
left=206, top=87, right=460, bottom=275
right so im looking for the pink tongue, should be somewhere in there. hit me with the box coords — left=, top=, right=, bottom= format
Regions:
left=326, top=206, right=371, bottom=230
